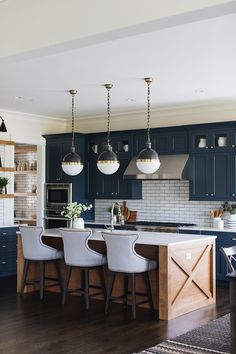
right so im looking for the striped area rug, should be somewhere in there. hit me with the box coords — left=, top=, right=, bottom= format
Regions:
left=137, top=314, right=230, bottom=354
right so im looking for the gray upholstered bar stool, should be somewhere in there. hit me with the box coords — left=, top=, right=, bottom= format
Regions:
left=19, top=225, right=63, bottom=300
left=59, top=228, right=107, bottom=309
left=102, top=231, right=157, bottom=319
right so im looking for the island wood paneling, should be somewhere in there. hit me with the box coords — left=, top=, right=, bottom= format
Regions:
left=17, top=235, right=215, bottom=320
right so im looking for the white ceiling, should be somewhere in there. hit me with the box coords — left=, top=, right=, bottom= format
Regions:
left=0, top=3, right=236, bottom=122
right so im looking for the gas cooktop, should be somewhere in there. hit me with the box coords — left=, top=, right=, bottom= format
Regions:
left=113, top=221, right=196, bottom=233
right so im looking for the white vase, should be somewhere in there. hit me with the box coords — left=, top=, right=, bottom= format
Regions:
left=72, top=217, right=84, bottom=229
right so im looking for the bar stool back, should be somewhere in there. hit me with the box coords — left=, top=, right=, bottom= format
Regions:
left=59, top=228, right=107, bottom=309
left=19, top=226, right=63, bottom=300
left=102, top=231, right=157, bottom=319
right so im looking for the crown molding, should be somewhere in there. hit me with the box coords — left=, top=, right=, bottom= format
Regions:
left=0, top=109, right=66, bottom=122
left=73, top=101, right=236, bottom=133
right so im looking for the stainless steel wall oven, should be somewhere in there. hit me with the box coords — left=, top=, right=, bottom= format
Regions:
left=44, top=183, right=72, bottom=229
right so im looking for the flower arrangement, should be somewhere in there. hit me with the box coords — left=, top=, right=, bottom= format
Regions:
left=61, top=202, right=93, bottom=220
left=221, top=202, right=236, bottom=215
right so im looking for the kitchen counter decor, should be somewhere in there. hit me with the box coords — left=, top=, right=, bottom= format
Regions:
left=61, top=202, right=93, bottom=229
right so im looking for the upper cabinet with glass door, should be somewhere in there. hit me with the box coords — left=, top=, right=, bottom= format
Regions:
left=189, top=127, right=232, bottom=152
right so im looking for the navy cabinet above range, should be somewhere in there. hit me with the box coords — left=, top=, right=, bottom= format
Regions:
left=44, top=121, right=236, bottom=203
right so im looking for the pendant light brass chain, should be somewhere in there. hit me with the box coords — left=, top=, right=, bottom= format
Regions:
left=147, top=81, right=151, bottom=144
left=107, top=87, right=111, bottom=145
left=71, top=92, right=75, bottom=148
left=104, top=84, right=113, bottom=146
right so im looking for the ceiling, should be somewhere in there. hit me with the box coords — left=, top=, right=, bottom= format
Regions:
left=0, top=1, right=236, bottom=123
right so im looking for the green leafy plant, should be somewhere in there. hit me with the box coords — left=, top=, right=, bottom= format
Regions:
left=0, top=177, right=9, bottom=188
left=221, top=202, right=236, bottom=215
left=61, top=202, right=93, bottom=220
left=107, top=206, right=120, bottom=215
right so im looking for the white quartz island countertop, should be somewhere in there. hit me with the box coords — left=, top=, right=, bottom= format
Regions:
left=43, top=228, right=216, bottom=246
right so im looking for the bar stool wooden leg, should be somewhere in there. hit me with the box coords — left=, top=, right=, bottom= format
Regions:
left=105, top=272, right=115, bottom=314
left=62, top=265, right=72, bottom=305
left=21, top=259, right=29, bottom=295
left=84, top=268, right=89, bottom=310
left=131, top=273, right=136, bottom=319
left=143, top=272, right=155, bottom=315
left=39, top=261, right=45, bottom=300
left=55, top=260, right=63, bottom=293
left=123, top=275, right=129, bottom=308
left=98, top=266, right=107, bottom=300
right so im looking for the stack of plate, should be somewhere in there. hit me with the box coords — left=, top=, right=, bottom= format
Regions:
left=225, top=219, right=236, bottom=229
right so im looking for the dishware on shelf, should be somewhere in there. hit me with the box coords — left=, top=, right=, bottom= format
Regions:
left=198, top=138, right=206, bottom=148
left=218, top=136, right=227, bottom=147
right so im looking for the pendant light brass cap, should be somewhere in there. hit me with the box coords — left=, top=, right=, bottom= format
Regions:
left=144, top=77, right=153, bottom=83
left=104, top=84, right=113, bottom=90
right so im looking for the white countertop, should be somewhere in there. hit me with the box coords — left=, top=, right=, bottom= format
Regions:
left=180, top=225, right=236, bottom=233
left=0, top=224, right=19, bottom=228
left=43, top=228, right=216, bottom=246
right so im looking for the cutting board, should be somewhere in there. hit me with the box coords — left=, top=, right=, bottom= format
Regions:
left=121, top=201, right=130, bottom=221
left=127, top=210, right=137, bottom=223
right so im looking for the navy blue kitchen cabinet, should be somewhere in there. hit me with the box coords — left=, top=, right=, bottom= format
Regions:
left=190, top=152, right=231, bottom=200
left=44, top=133, right=85, bottom=184
left=0, top=227, right=18, bottom=278
left=44, top=133, right=87, bottom=204
left=155, top=130, right=188, bottom=154
left=85, top=133, right=141, bottom=199
left=133, top=128, right=188, bottom=155
left=189, top=127, right=232, bottom=153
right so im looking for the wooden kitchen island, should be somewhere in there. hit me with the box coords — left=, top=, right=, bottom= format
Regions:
left=17, top=229, right=216, bottom=320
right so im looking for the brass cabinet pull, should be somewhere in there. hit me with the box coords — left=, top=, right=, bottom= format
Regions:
left=1, top=261, right=6, bottom=264
left=232, top=238, right=236, bottom=241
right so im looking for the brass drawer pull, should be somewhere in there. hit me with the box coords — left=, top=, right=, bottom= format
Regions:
left=232, top=238, right=236, bottom=241
left=1, top=261, right=6, bottom=264
left=1, top=245, right=6, bottom=248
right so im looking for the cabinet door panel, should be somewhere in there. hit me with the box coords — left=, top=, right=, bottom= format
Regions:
left=211, top=153, right=231, bottom=199
left=46, top=143, right=63, bottom=182
left=190, top=154, right=209, bottom=199
left=231, top=153, right=236, bottom=199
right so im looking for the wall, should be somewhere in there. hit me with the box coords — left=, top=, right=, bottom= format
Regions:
left=0, top=110, right=67, bottom=226
left=95, top=180, right=223, bottom=227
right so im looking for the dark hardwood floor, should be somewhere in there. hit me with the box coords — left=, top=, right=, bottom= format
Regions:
left=0, top=278, right=230, bottom=354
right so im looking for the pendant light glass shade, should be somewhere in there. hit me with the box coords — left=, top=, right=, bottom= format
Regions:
left=136, top=78, right=160, bottom=174
left=97, top=144, right=120, bottom=175
left=97, top=84, right=120, bottom=175
left=136, top=142, right=161, bottom=174
left=62, top=90, right=83, bottom=176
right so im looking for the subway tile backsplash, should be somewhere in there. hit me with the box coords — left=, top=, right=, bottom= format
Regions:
left=95, top=180, right=224, bottom=227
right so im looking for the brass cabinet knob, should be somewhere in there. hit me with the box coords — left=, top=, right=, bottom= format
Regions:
left=232, top=194, right=235, bottom=196
left=205, top=193, right=209, bottom=196
left=211, top=193, right=214, bottom=196
left=232, top=145, right=235, bottom=147
left=210, top=146, right=213, bottom=149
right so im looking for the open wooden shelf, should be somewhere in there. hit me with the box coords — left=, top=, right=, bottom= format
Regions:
left=15, top=146, right=37, bottom=153
left=14, top=192, right=37, bottom=197
left=0, top=167, right=15, bottom=172
left=0, top=140, right=15, bottom=146
left=0, top=194, right=14, bottom=198
left=14, top=170, right=37, bottom=175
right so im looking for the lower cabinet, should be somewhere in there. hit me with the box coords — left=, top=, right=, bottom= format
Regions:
left=0, top=227, right=18, bottom=277
left=179, top=229, right=236, bottom=286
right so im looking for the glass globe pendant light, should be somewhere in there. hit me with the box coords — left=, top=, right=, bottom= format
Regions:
left=62, top=89, right=83, bottom=176
left=136, top=78, right=160, bottom=174
left=97, top=84, right=120, bottom=175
